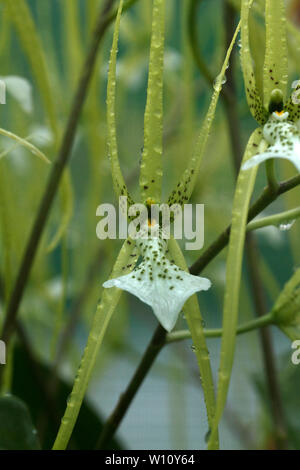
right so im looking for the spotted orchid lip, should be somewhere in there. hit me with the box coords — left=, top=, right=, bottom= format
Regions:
left=242, top=112, right=300, bottom=173
left=103, top=224, right=211, bottom=332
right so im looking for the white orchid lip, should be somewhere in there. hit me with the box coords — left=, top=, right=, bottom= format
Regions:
left=242, top=110, right=300, bottom=173
left=103, top=223, right=211, bottom=332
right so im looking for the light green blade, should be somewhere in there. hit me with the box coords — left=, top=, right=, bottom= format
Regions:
left=167, top=19, right=240, bottom=208
left=240, top=0, right=267, bottom=124
left=207, top=128, right=262, bottom=449
left=263, top=0, right=288, bottom=107
left=139, top=0, right=165, bottom=204
left=107, top=0, right=135, bottom=206
left=53, top=238, right=138, bottom=450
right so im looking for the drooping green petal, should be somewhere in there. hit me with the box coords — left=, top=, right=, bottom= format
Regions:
left=242, top=112, right=300, bottom=173
left=168, top=238, right=218, bottom=449
left=104, top=226, right=211, bottom=332
left=240, top=0, right=267, bottom=124
left=139, top=0, right=165, bottom=203
left=263, top=0, right=288, bottom=107
left=207, top=128, right=262, bottom=449
left=167, top=19, right=241, bottom=208
left=107, top=0, right=135, bottom=206
left=53, top=238, right=138, bottom=450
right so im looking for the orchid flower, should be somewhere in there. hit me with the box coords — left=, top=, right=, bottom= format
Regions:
left=103, top=223, right=211, bottom=332
left=102, top=0, right=238, bottom=332
left=240, top=0, right=300, bottom=174
left=54, top=0, right=241, bottom=450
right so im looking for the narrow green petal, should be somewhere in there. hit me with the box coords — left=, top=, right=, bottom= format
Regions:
left=240, top=0, right=267, bottom=124
left=263, top=0, right=288, bottom=106
left=53, top=238, right=137, bottom=450
left=207, top=128, right=262, bottom=449
left=107, top=0, right=135, bottom=206
left=167, top=19, right=241, bottom=208
left=168, top=238, right=218, bottom=449
left=140, top=0, right=165, bottom=203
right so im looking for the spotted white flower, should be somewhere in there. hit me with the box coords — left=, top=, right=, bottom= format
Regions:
left=242, top=111, right=300, bottom=172
left=103, top=224, right=211, bottom=332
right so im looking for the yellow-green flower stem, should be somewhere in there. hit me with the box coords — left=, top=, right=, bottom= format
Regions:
left=166, top=312, right=274, bottom=344
left=168, top=238, right=218, bottom=450
left=52, top=239, right=137, bottom=450
left=247, top=206, right=300, bottom=232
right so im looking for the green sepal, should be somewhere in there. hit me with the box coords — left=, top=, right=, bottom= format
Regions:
left=167, top=19, right=241, bottom=208
left=107, top=0, right=135, bottom=208
left=263, top=0, right=288, bottom=107
left=140, top=0, right=165, bottom=204
left=240, top=0, right=268, bottom=125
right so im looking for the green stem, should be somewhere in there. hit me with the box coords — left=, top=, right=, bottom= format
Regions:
left=166, top=312, right=274, bottom=344
left=266, top=159, right=279, bottom=194
left=247, top=206, right=300, bottom=232
left=189, top=173, right=300, bottom=276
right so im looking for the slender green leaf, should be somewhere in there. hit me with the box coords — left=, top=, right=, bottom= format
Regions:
left=207, top=128, right=262, bottom=449
left=140, top=0, right=165, bottom=203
